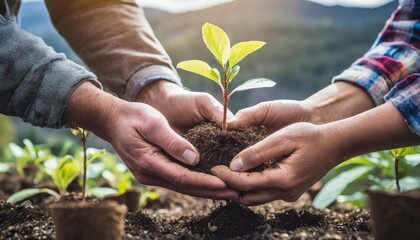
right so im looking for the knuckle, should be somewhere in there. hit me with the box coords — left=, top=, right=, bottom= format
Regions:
left=172, top=174, right=187, bottom=189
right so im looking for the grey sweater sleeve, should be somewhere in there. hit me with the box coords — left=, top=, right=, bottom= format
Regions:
left=0, top=17, right=101, bottom=128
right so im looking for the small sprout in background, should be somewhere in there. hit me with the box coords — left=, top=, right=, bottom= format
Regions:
left=177, top=23, right=276, bottom=132
left=71, top=127, right=89, bottom=201
left=313, top=146, right=420, bottom=209
left=390, top=147, right=415, bottom=192
left=7, top=139, right=53, bottom=184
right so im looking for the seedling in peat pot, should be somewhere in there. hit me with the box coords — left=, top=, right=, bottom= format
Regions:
left=177, top=23, right=276, bottom=132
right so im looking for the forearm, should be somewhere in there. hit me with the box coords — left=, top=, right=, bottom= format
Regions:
left=324, top=102, right=420, bottom=164
left=0, top=17, right=99, bottom=128
left=305, top=82, right=375, bottom=124
left=63, top=82, right=122, bottom=142
left=45, top=0, right=181, bottom=100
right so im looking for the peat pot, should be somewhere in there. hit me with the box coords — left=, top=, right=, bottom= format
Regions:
left=367, top=188, right=420, bottom=240
left=104, top=189, right=141, bottom=212
left=50, top=200, right=127, bottom=240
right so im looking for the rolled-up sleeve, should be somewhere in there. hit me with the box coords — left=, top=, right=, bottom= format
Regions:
left=384, top=73, right=420, bottom=136
left=0, top=17, right=101, bottom=128
left=45, top=0, right=182, bottom=101
left=332, top=2, right=420, bottom=105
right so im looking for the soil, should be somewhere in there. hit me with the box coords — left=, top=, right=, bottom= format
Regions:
left=0, top=187, right=374, bottom=239
left=182, top=122, right=275, bottom=173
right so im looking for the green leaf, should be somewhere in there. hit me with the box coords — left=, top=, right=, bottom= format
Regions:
left=88, top=187, right=118, bottom=198
left=86, top=148, right=107, bottom=163
left=7, top=188, right=59, bottom=203
left=313, top=165, right=374, bottom=209
left=202, top=23, right=230, bottom=65
left=46, top=156, right=80, bottom=195
left=335, top=156, right=375, bottom=169
left=230, top=78, right=276, bottom=94
left=71, top=128, right=89, bottom=139
left=227, top=65, right=240, bottom=83
left=177, top=60, right=220, bottom=83
left=0, top=163, right=10, bottom=173
left=117, top=172, right=134, bottom=194
left=23, top=139, right=36, bottom=159
left=9, top=143, right=24, bottom=158
left=391, top=147, right=415, bottom=158
left=336, top=191, right=368, bottom=207
left=229, top=41, right=265, bottom=67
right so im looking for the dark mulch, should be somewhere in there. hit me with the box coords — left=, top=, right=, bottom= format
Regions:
left=182, top=122, right=275, bottom=174
left=0, top=188, right=373, bottom=240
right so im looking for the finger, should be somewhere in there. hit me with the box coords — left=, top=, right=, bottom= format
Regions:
left=197, top=94, right=225, bottom=124
left=144, top=119, right=200, bottom=166
left=137, top=172, right=239, bottom=200
left=211, top=165, right=275, bottom=191
left=227, top=102, right=271, bottom=129
left=139, top=153, right=228, bottom=190
left=229, top=133, right=294, bottom=171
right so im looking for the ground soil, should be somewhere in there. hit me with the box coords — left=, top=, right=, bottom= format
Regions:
left=182, top=122, right=275, bottom=173
left=0, top=186, right=373, bottom=239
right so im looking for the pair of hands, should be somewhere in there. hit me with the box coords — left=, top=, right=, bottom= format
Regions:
left=108, top=80, right=340, bottom=205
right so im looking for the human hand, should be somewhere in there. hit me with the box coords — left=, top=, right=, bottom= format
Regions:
left=228, top=100, right=321, bottom=134
left=212, top=122, right=340, bottom=205
left=64, top=82, right=238, bottom=200
left=136, top=80, right=233, bottom=133
left=108, top=102, right=239, bottom=199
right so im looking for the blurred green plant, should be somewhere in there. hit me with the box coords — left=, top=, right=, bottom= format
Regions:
left=313, top=146, right=420, bottom=208
left=2, top=134, right=159, bottom=206
left=6, top=139, right=54, bottom=183
left=0, top=116, right=15, bottom=156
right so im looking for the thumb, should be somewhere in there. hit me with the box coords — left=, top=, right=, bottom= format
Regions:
left=229, top=133, right=293, bottom=171
left=228, top=102, right=270, bottom=130
left=145, top=120, right=200, bottom=166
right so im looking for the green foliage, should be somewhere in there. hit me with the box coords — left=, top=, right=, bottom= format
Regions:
left=0, top=115, right=15, bottom=156
left=45, top=156, right=80, bottom=196
left=177, top=23, right=275, bottom=131
left=6, top=139, right=54, bottom=182
left=7, top=188, right=60, bottom=203
left=314, top=146, right=420, bottom=208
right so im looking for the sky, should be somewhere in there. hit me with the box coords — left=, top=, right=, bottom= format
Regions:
left=23, top=0, right=395, bottom=13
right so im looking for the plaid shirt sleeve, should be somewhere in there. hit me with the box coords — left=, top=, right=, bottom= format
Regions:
left=332, top=0, right=420, bottom=136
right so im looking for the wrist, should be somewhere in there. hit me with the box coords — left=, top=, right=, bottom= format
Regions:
left=135, top=80, right=184, bottom=109
left=321, top=103, right=420, bottom=163
left=305, top=82, right=375, bottom=124
left=63, top=82, right=123, bottom=142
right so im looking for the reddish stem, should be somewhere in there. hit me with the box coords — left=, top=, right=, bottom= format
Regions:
left=82, top=134, right=87, bottom=201
left=222, top=71, right=229, bottom=132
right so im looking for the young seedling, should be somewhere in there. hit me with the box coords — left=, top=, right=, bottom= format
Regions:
left=390, top=147, right=415, bottom=192
left=71, top=127, right=89, bottom=201
left=177, top=23, right=276, bottom=132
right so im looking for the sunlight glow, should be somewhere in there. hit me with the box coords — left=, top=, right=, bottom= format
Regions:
left=22, top=0, right=394, bottom=12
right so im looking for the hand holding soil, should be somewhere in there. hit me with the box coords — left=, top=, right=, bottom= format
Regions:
left=107, top=101, right=239, bottom=200
left=213, top=122, right=340, bottom=205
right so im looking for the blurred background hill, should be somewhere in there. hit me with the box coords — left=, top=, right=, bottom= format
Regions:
left=3, top=0, right=397, bottom=147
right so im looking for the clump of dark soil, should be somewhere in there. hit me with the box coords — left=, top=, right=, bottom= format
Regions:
left=0, top=200, right=54, bottom=239
left=183, top=122, right=273, bottom=174
left=268, top=209, right=324, bottom=230
left=189, top=201, right=264, bottom=238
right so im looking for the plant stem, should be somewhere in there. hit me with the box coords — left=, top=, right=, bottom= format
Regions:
left=82, top=134, right=87, bottom=201
left=394, top=156, right=401, bottom=192
left=222, top=69, right=228, bottom=132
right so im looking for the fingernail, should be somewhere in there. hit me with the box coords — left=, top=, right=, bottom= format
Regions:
left=183, top=149, right=198, bottom=165
left=230, top=158, right=244, bottom=171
